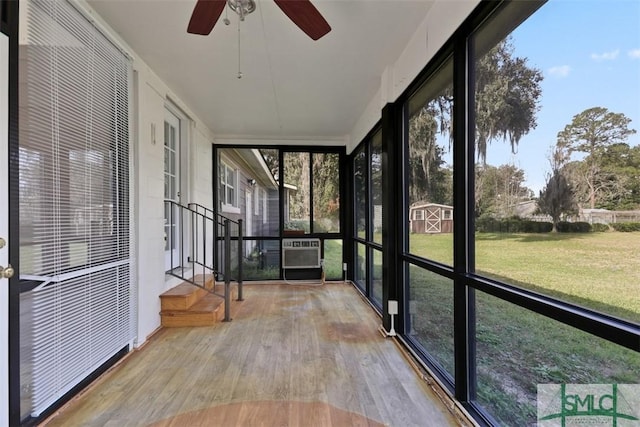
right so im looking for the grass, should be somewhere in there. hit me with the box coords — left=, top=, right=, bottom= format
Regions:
left=407, top=231, right=640, bottom=426
left=409, top=231, right=640, bottom=322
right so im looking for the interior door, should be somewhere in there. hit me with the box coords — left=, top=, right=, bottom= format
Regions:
left=0, top=30, right=10, bottom=424
left=164, top=109, right=181, bottom=270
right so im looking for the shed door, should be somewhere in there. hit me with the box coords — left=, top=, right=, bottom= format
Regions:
left=425, top=206, right=441, bottom=233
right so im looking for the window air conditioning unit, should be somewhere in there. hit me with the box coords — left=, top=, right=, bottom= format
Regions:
left=282, top=238, right=321, bottom=269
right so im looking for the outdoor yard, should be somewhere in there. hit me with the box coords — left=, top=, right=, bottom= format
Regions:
left=408, top=230, right=640, bottom=426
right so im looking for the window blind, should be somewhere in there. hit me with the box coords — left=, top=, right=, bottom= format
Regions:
left=19, top=0, right=132, bottom=418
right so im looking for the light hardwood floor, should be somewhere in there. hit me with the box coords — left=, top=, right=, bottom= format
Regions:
left=43, top=282, right=462, bottom=427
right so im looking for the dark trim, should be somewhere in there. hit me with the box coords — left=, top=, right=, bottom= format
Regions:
left=20, top=346, right=129, bottom=427
left=381, top=103, right=401, bottom=332
left=468, top=275, right=640, bottom=352
left=5, top=0, right=20, bottom=423
left=452, top=29, right=473, bottom=403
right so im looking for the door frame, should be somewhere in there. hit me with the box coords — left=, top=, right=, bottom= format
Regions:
left=2, top=1, right=20, bottom=423
left=0, top=29, right=9, bottom=426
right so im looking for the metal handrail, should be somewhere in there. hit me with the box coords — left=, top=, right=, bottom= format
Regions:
left=165, top=200, right=244, bottom=321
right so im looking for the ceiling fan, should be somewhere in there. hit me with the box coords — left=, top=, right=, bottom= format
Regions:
left=187, top=0, right=331, bottom=41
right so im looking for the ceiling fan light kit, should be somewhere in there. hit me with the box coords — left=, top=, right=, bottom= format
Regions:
left=227, top=0, right=256, bottom=22
left=187, top=0, right=331, bottom=40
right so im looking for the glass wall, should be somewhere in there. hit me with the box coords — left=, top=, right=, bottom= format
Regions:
left=354, top=147, right=367, bottom=239
left=352, top=129, right=384, bottom=307
left=371, top=132, right=383, bottom=244
left=406, top=264, right=454, bottom=378
left=407, top=58, right=454, bottom=266
left=471, top=0, right=640, bottom=325
left=313, top=153, right=340, bottom=233
left=475, top=291, right=640, bottom=426
left=323, top=239, right=343, bottom=280
left=355, top=242, right=367, bottom=291
left=283, top=152, right=311, bottom=233
left=343, top=2, right=640, bottom=426
left=216, top=147, right=343, bottom=280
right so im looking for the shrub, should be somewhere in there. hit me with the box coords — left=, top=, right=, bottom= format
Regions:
left=557, top=221, right=591, bottom=232
left=590, top=223, right=610, bottom=232
left=475, top=216, right=552, bottom=233
left=611, top=222, right=640, bottom=232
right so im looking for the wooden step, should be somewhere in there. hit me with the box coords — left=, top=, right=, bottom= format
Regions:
left=161, top=293, right=226, bottom=327
left=159, top=275, right=215, bottom=311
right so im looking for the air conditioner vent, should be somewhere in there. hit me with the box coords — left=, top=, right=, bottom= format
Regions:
left=282, top=238, right=321, bottom=269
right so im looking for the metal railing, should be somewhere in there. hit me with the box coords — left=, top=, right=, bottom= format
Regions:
left=165, top=200, right=243, bottom=321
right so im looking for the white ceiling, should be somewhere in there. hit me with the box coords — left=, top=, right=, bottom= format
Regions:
left=88, top=0, right=435, bottom=141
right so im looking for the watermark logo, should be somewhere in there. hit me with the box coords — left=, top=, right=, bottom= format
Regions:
left=538, top=384, right=640, bottom=426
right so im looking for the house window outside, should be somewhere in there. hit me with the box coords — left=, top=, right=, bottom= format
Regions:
left=219, top=161, right=237, bottom=209
left=414, top=210, right=424, bottom=220
left=442, top=209, right=451, bottom=220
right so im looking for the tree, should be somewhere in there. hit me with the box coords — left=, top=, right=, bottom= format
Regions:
left=590, top=143, right=640, bottom=210
left=557, top=107, right=637, bottom=209
left=407, top=36, right=542, bottom=213
left=538, top=171, right=576, bottom=232
left=475, top=38, right=543, bottom=163
left=475, top=163, right=531, bottom=218
left=538, top=145, right=577, bottom=232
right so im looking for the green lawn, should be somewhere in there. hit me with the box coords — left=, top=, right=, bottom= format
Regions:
left=410, top=231, right=640, bottom=323
left=407, top=231, right=640, bottom=426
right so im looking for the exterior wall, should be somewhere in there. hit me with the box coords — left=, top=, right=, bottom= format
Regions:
left=134, top=65, right=215, bottom=345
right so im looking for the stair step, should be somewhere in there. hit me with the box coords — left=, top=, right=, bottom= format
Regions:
left=161, top=293, right=225, bottom=327
left=159, top=275, right=215, bottom=311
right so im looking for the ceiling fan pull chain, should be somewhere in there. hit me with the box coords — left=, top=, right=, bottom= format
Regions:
left=237, top=18, right=243, bottom=79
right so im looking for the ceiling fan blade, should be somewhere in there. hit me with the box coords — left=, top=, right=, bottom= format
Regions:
left=187, top=0, right=227, bottom=35
left=273, top=0, right=331, bottom=40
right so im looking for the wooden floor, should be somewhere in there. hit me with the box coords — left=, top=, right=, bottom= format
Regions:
left=43, top=283, right=462, bottom=427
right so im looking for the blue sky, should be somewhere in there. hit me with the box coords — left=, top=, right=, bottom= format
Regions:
left=483, top=0, right=640, bottom=193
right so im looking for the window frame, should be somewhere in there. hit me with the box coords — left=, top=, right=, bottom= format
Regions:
left=219, top=160, right=240, bottom=213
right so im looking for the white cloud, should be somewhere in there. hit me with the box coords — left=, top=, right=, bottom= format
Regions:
left=548, top=65, right=571, bottom=78
left=628, top=49, right=640, bottom=59
left=590, top=49, right=620, bottom=61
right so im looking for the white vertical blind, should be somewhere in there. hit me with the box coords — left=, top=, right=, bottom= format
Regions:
left=19, top=0, right=131, bottom=418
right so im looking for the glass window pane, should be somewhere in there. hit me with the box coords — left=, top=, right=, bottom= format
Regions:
left=406, top=265, right=454, bottom=377
left=241, top=239, right=280, bottom=280
left=407, top=57, right=454, bottom=266
left=371, top=131, right=383, bottom=244
left=354, top=148, right=367, bottom=239
left=313, top=153, right=340, bottom=233
left=227, top=187, right=234, bottom=207
left=227, top=167, right=235, bottom=189
left=284, top=152, right=310, bottom=233
left=472, top=1, right=640, bottom=324
left=355, top=242, right=367, bottom=292
left=323, top=239, right=343, bottom=280
left=372, top=249, right=382, bottom=305
left=475, top=290, right=640, bottom=426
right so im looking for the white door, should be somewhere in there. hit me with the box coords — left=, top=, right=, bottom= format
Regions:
left=164, top=109, right=181, bottom=270
left=0, top=31, right=10, bottom=424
